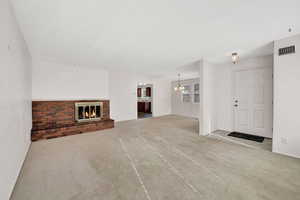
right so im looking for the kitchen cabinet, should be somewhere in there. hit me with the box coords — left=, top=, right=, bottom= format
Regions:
left=137, top=88, right=142, bottom=97
left=137, top=102, right=151, bottom=113
left=146, top=87, right=151, bottom=97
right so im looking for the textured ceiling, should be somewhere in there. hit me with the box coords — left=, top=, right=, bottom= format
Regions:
left=11, top=0, right=300, bottom=76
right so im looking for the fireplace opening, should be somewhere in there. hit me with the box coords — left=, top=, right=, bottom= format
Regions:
left=75, top=102, right=103, bottom=122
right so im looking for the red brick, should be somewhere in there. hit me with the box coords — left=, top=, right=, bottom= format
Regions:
left=31, top=100, right=114, bottom=141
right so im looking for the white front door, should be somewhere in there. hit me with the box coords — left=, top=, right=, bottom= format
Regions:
left=233, top=67, right=273, bottom=138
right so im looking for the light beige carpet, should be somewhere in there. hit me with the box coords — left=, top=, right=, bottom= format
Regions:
left=11, top=115, right=300, bottom=200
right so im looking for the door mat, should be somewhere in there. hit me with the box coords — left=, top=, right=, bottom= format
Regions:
left=228, top=132, right=265, bottom=143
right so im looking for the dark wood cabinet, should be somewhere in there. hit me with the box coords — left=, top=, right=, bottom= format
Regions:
left=137, top=88, right=141, bottom=97
left=138, top=102, right=144, bottom=112
left=137, top=102, right=151, bottom=113
left=145, top=102, right=151, bottom=113
left=146, top=87, right=151, bottom=97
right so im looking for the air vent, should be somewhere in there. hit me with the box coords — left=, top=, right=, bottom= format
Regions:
left=279, top=45, right=295, bottom=56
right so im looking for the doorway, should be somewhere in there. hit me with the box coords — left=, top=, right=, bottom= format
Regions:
left=233, top=67, right=273, bottom=138
left=137, top=84, right=153, bottom=119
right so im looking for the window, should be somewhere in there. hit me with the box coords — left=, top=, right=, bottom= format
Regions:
left=194, top=83, right=200, bottom=103
left=182, top=85, right=191, bottom=103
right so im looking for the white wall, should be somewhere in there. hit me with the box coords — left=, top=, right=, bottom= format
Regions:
left=273, top=34, right=300, bottom=158
left=32, top=60, right=109, bottom=100
left=109, top=70, right=171, bottom=121
left=0, top=1, right=32, bottom=199
left=31, top=62, right=171, bottom=122
left=152, top=79, right=171, bottom=117
left=109, top=70, right=138, bottom=121
left=199, top=60, right=217, bottom=135
left=213, top=55, right=273, bottom=132
left=171, top=78, right=200, bottom=118
left=198, top=56, right=273, bottom=136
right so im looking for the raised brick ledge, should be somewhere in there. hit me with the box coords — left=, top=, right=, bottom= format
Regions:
left=31, top=119, right=114, bottom=141
left=31, top=119, right=113, bottom=131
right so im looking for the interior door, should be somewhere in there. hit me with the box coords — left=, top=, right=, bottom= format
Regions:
left=234, top=67, right=273, bottom=138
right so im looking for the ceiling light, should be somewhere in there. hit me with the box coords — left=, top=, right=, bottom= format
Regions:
left=232, top=52, right=238, bottom=64
left=174, top=74, right=185, bottom=92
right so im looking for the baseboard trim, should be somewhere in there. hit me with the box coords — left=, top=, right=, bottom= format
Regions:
left=9, top=140, right=32, bottom=200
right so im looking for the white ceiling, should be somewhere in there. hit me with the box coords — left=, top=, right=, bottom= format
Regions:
left=11, top=0, right=300, bottom=77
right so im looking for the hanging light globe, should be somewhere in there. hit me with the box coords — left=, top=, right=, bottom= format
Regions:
left=174, top=73, right=184, bottom=92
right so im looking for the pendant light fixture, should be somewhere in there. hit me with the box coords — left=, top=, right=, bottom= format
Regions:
left=174, top=73, right=185, bottom=91
left=232, top=52, right=239, bottom=64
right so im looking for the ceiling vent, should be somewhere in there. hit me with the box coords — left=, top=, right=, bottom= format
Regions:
left=279, top=45, right=295, bottom=56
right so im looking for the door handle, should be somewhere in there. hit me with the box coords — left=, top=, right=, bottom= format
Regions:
left=234, top=104, right=238, bottom=107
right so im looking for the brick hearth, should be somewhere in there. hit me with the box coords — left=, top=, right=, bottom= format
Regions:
left=31, top=100, right=114, bottom=141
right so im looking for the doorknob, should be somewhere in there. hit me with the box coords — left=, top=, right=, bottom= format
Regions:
left=234, top=104, right=238, bottom=107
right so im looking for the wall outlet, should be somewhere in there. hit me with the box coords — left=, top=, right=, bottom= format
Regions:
left=281, top=137, right=288, bottom=144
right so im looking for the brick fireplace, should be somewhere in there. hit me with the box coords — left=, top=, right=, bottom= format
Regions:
left=31, top=100, right=114, bottom=141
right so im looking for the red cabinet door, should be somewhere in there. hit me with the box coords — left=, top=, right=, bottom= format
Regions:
left=138, top=102, right=145, bottom=112
left=145, top=102, right=152, bottom=113
left=137, top=88, right=142, bottom=97
left=146, top=87, right=151, bottom=97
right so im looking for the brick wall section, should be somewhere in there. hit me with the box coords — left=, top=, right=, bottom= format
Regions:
left=31, top=100, right=114, bottom=141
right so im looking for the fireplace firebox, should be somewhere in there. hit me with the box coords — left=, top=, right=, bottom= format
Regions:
left=75, top=102, right=103, bottom=122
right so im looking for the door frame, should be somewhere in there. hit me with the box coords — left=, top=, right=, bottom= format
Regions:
left=137, top=83, right=153, bottom=119
left=231, top=66, right=273, bottom=138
